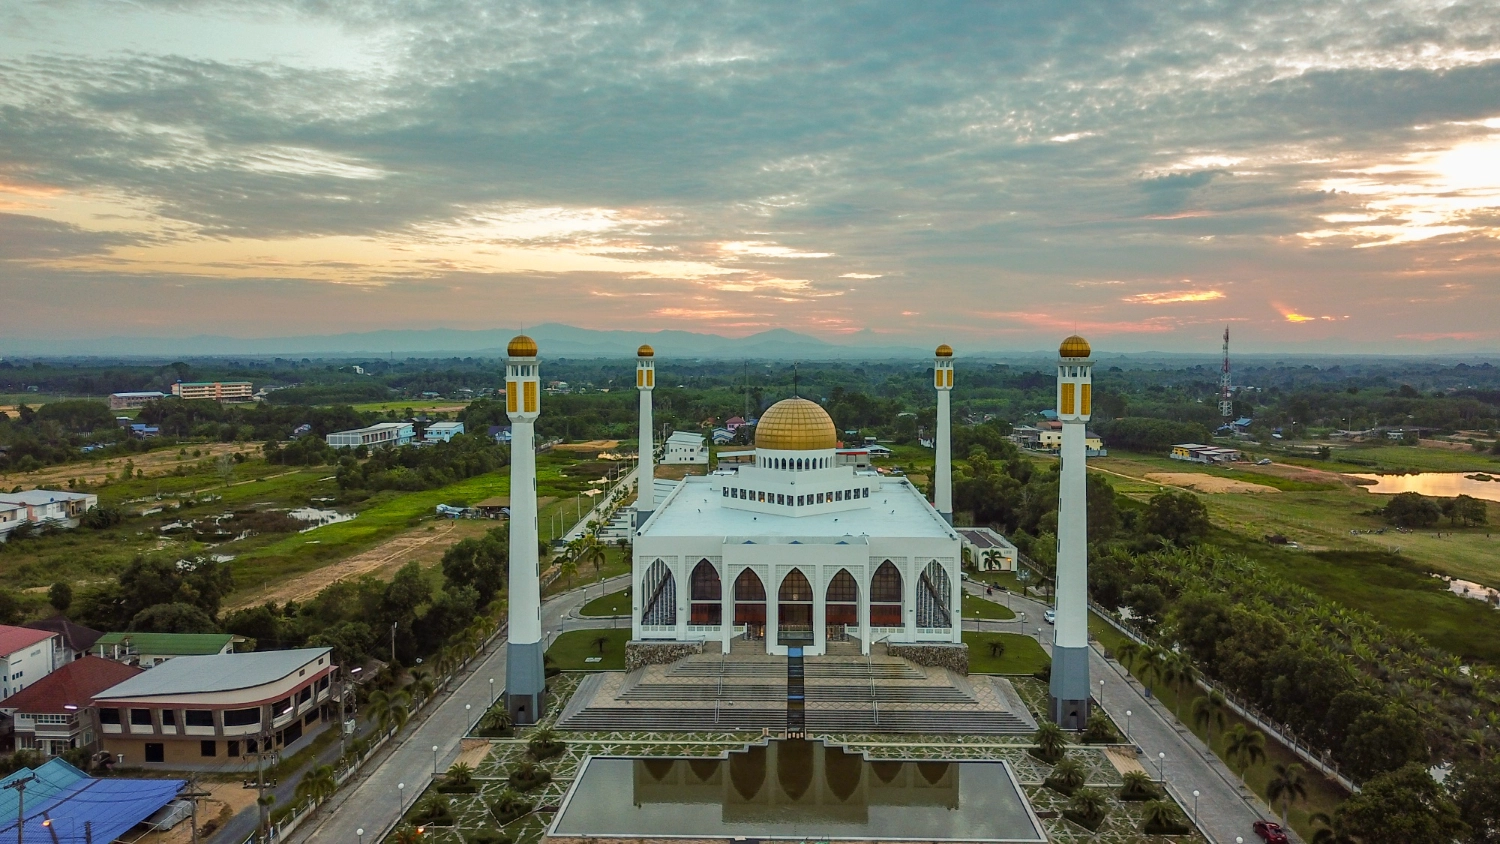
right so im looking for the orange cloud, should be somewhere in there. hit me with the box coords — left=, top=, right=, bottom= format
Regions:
left=1273, top=303, right=1344, bottom=323
left=1122, top=290, right=1225, bottom=305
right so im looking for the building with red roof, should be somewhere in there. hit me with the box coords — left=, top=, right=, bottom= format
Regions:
left=0, top=625, right=58, bottom=698
left=0, top=656, right=140, bottom=757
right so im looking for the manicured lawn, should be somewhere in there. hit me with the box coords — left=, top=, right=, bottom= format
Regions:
left=579, top=587, right=631, bottom=617
left=961, top=592, right=1017, bottom=620
left=547, top=628, right=630, bottom=671
left=963, top=632, right=1049, bottom=675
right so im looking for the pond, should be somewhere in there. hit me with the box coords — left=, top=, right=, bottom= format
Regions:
left=287, top=507, right=355, bottom=531
left=550, top=739, right=1046, bottom=842
left=1351, top=472, right=1500, bottom=503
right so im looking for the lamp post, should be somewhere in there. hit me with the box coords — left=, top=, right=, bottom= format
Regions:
left=357, top=830, right=364, bottom=844
left=1098, top=679, right=1105, bottom=707
left=1125, top=709, right=1132, bottom=742
left=1192, top=789, right=1200, bottom=823
left=489, top=678, right=495, bottom=706
left=433, top=745, right=440, bottom=776
left=398, top=782, right=405, bottom=813
left=1157, top=752, right=1165, bottom=781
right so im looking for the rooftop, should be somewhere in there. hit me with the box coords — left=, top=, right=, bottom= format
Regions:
left=94, top=632, right=237, bottom=655
left=0, top=490, right=94, bottom=505
left=24, top=617, right=103, bottom=653
left=0, top=656, right=141, bottom=714
left=641, top=476, right=956, bottom=541
left=955, top=527, right=1017, bottom=550
left=94, top=647, right=332, bottom=699
left=0, top=625, right=55, bottom=657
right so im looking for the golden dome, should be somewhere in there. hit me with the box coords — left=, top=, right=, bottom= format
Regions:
left=507, top=334, right=538, bottom=357
left=1059, top=335, right=1091, bottom=358
left=637, top=344, right=654, bottom=357
left=935, top=343, right=953, bottom=358
left=754, top=398, right=837, bottom=451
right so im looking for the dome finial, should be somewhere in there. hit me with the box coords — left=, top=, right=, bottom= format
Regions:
left=508, top=334, right=538, bottom=357
left=1059, top=335, right=1091, bottom=358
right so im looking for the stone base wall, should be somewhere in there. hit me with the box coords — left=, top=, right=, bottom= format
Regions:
left=626, top=640, right=703, bottom=672
left=887, top=642, right=969, bottom=675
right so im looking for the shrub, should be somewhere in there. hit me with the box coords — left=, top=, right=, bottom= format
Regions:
left=527, top=728, right=565, bottom=761
left=1063, top=788, right=1110, bottom=831
left=490, top=789, right=534, bottom=824
left=1081, top=711, right=1119, bottom=744
left=1043, top=758, right=1087, bottom=797
left=1118, top=770, right=1161, bottom=802
left=1141, top=799, right=1190, bottom=835
left=1030, top=722, right=1068, bottom=764
left=507, top=760, right=551, bottom=793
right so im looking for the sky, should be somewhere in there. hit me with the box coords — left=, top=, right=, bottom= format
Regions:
left=2, top=0, right=1500, bottom=354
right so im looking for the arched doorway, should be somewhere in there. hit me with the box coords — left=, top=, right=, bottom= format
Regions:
left=916, top=560, right=952, bottom=630
left=825, top=569, right=858, bottom=641
left=734, top=569, right=766, bottom=640
left=777, top=569, right=814, bottom=644
left=689, top=560, right=721, bottom=625
left=641, top=559, right=677, bottom=627
left=869, top=561, right=903, bottom=628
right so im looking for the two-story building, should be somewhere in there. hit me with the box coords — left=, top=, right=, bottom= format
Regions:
left=92, top=647, right=337, bottom=766
left=423, top=421, right=465, bottom=443
left=24, top=618, right=103, bottom=668
left=0, top=490, right=99, bottom=537
left=0, top=656, right=141, bottom=757
left=325, top=422, right=415, bottom=449
left=663, top=431, right=709, bottom=464
left=0, top=626, right=58, bottom=698
left=92, top=632, right=237, bottom=668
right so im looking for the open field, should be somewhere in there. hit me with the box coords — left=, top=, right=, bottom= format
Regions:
left=1143, top=472, right=1281, bottom=494
left=551, top=439, right=620, bottom=453
left=348, top=400, right=471, bottom=414
left=0, top=442, right=250, bottom=492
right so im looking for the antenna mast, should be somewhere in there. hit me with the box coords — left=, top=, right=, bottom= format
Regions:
left=1219, top=326, right=1233, bottom=419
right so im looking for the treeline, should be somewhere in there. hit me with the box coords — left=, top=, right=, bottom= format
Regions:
left=333, top=435, right=508, bottom=492
left=139, top=399, right=368, bottom=440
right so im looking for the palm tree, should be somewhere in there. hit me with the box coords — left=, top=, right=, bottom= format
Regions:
left=1032, top=722, right=1068, bottom=763
left=983, top=548, right=1003, bottom=571
left=1118, top=770, right=1159, bottom=801
left=1157, top=651, right=1197, bottom=715
left=592, top=634, right=610, bottom=654
left=1065, top=788, right=1109, bottom=829
left=1266, top=762, right=1307, bottom=826
left=580, top=538, right=608, bottom=578
left=294, top=763, right=338, bottom=808
left=392, top=827, right=422, bottom=844
left=1141, top=799, right=1183, bottom=833
left=366, top=689, right=412, bottom=736
left=559, top=557, right=579, bottom=587
left=1190, top=691, right=1229, bottom=745
left=410, top=673, right=436, bottom=704
left=1308, top=811, right=1352, bottom=844
left=1223, top=724, right=1266, bottom=783
left=1045, top=757, right=1086, bottom=795
left=447, top=762, right=473, bottom=787
left=1114, top=640, right=1143, bottom=671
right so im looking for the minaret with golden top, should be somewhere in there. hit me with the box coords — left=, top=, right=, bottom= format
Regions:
left=1050, top=334, right=1093, bottom=729
left=504, top=334, right=545, bottom=724
left=934, top=344, right=954, bottom=523
left=636, top=344, right=656, bottom=527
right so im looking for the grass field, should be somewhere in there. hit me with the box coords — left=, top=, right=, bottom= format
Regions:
left=1088, top=616, right=1347, bottom=838
left=348, top=400, right=472, bottom=415
left=963, top=631, right=1049, bottom=674
left=961, top=592, right=1017, bottom=620
left=547, top=628, right=630, bottom=671
left=580, top=588, right=630, bottom=617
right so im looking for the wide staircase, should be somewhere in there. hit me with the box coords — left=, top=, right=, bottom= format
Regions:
left=556, top=650, right=1036, bottom=735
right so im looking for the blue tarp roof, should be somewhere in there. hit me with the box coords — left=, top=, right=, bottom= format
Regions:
left=0, top=759, right=182, bottom=844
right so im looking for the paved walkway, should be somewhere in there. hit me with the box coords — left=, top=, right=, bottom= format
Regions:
left=984, top=583, right=1288, bottom=844
left=287, top=575, right=630, bottom=844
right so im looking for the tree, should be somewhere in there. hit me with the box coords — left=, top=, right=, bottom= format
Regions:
left=1267, top=762, right=1308, bottom=826
left=1191, top=692, right=1229, bottom=746
left=1142, top=799, right=1188, bottom=835
left=1119, top=770, right=1160, bottom=801
left=1335, top=763, right=1467, bottom=844
left=294, top=764, right=337, bottom=808
left=1224, top=724, right=1266, bottom=782
left=1449, top=758, right=1500, bottom=844
left=1044, top=757, right=1087, bottom=796
left=592, top=635, right=610, bottom=654
left=1064, top=787, right=1110, bottom=831
left=1342, top=705, right=1428, bottom=780
left=1143, top=491, right=1210, bottom=544
left=48, top=582, right=72, bottom=613
left=1380, top=492, right=1441, bottom=528
left=439, top=528, right=508, bottom=606
left=366, top=689, right=412, bottom=736
left=1443, top=495, right=1489, bottom=527
left=130, top=602, right=219, bottom=634
left=1032, top=722, right=1068, bottom=763
left=1124, top=583, right=1167, bottom=625
left=448, top=762, right=474, bottom=787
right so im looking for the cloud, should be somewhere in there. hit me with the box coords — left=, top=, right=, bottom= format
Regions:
left=1123, top=290, right=1226, bottom=305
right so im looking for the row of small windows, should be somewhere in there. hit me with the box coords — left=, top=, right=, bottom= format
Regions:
left=1059, top=365, right=1088, bottom=377
left=759, top=456, right=830, bottom=470
left=510, top=365, right=536, bottom=376
left=724, top=487, right=869, bottom=505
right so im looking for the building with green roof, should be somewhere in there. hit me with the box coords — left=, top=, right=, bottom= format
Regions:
left=93, top=633, right=239, bottom=667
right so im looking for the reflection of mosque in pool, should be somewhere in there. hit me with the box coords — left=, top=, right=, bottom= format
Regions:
left=633, top=740, right=957, bottom=822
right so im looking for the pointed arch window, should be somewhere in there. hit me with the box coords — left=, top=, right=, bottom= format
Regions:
left=916, top=560, right=952, bottom=629
left=734, top=569, right=766, bottom=626
left=869, top=561, right=903, bottom=628
left=826, top=569, right=858, bottom=627
left=641, top=559, right=677, bottom=627
left=690, top=560, right=721, bottom=625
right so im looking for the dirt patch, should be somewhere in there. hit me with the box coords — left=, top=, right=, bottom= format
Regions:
left=1144, top=473, right=1280, bottom=494
left=452, top=738, right=493, bottom=772
left=0, top=442, right=249, bottom=491
left=653, top=464, right=705, bottom=481
left=226, top=519, right=493, bottom=610
left=1420, top=438, right=1479, bottom=451
left=134, top=781, right=258, bottom=844
left=553, top=440, right=621, bottom=453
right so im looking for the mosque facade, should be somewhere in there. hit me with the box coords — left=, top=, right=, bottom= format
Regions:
left=630, top=350, right=963, bottom=658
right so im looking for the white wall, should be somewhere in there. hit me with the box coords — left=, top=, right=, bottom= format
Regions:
left=0, top=637, right=56, bottom=697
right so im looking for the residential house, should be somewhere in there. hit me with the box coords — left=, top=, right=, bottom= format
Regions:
left=487, top=425, right=513, bottom=444
left=0, top=490, right=99, bottom=538
left=93, top=633, right=237, bottom=668
left=0, top=627, right=57, bottom=698
left=1, top=656, right=141, bottom=757
left=955, top=527, right=1019, bottom=572
left=23, top=618, right=103, bottom=668
left=92, top=647, right=337, bottom=767
left=325, top=422, right=415, bottom=449
left=423, top=421, right=465, bottom=443
left=663, top=431, right=709, bottom=464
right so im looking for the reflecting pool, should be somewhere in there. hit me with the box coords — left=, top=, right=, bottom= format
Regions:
left=550, top=739, right=1045, bottom=842
left=1352, top=472, right=1500, bottom=503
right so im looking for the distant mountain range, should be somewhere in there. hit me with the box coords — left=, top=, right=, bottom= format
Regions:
left=0, top=325, right=956, bottom=360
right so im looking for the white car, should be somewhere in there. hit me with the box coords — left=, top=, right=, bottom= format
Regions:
left=1256, top=458, right=1273, bottom=465
left=1044, top=610, right=1056, bottom=624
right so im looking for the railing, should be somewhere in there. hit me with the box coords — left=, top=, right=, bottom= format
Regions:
left=1089, top=600, right=1360, bottom=794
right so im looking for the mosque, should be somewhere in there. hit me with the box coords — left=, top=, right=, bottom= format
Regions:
left=629, top=343, right=963, bottom=658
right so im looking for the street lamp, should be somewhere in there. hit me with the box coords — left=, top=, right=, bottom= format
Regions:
left=433, top=745, right=440, bottom=776
left=357, top=829, right=364, bottom=844
left=489, top=678, right=495, bottom=705
left=398, top=782, right=405, bottom=813
left=1157, top=752, right=1165, bottom=781
left=1098, top=679, right=1105, bottom=706
left=1192, top=789, right=1200, bottom=822
left=1125, top=709, right=1132, bottom=741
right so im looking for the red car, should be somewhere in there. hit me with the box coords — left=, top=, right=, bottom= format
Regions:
left=1253, top=820, right=1289, bottom=844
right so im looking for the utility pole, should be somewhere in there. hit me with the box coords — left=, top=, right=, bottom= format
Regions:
left=181, top=776, right=212, bottom=844
left=390, top=621, right=398, bottom=665
left=255, top=724, right=272, bottom=844
left=5, top=774, right=35, bottom=844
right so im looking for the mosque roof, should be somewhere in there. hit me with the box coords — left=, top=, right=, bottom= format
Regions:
left=508, top=335, right=538, bottom=357
left=935, top=343, right=953, bottom=357
left=637, top=344, right=654, bottom=357
left=754, top=398, right=837, bottom=451
left=1059, top=335, right=1091, bottom=358
left=639, top=475, right=957, bottom=541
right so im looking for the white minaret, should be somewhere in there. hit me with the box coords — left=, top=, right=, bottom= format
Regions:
left=933, top=344, right=954, bottom=523
left=635, top=344, right=656, bottom=528
left=1050, top=334, right=1093, bottom=729
left=503, top=334, right=546, bottom=725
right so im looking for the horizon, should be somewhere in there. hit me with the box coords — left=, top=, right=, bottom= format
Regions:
left=4, top=2, right=1500, bottom=352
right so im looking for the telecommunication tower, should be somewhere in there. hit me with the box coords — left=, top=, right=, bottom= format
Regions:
left=1219, top=326, right=1233, bottom=419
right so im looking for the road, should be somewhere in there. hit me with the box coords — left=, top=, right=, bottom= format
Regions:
left=288, top=574, right=631, bottom=844
left=559, top=466, right=636, bottom=544
left=968, top=581, right=1287, bottom=844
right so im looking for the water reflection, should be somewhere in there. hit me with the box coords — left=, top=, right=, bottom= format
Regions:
left=1353, top=473, right=1500, bottom=504
left=553, top=739, right=1044, bottom=842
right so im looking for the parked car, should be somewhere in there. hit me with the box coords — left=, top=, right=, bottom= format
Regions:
left=1253, top=820, right=1289, bottom=844
left=1256, top=458, right=1273, bottom=465
left=1044, top=609, right=1056, bottom=624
